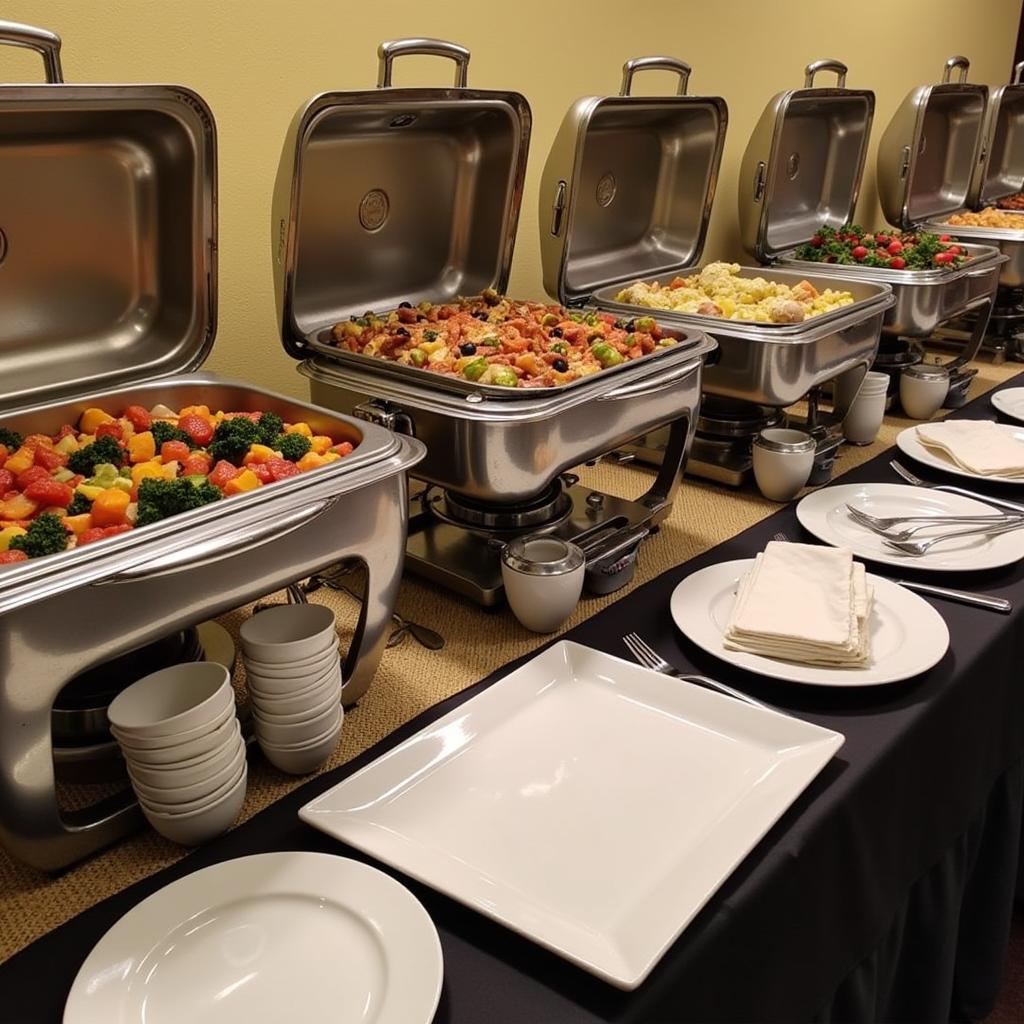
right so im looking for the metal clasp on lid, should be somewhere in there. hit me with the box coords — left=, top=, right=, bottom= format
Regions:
left=1014, top=62, right=1024, bottom=86
left=942, top=56, right=970, bottom=84
left=376, top=38, right=470, bottom=89
left=0, top=19, right=63, bottom=83
left=803, top=59, right=847, bottom=89
left=619, top=56, right=691, bottom=97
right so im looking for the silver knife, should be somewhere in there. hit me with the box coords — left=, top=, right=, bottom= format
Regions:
left=891, top=579, right=1012, bottom=614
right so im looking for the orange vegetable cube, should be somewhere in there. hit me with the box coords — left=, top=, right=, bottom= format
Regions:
left=90, top=488, right=131, bottom=527
left=0, top=493, right=40, bottom=521
left=242, top=444, right=277, bottom=465
left=79, top=408, right=116, bottom=434
left=0, top=526, right=27, bottom=551
left=295, top=451, right=327, bottom=472
left=62, top=514, right=93, bottom=536
left=131, top=461, right=165, bottom=487
left=283, top=422, right=313, bottom=438
left=4, top=446, right=36, bottom=476
left=128, top=431, right=156, bottom=464
left=310, top=435, right=334, bottom=455
left=223, top=468, right=262, bottom=495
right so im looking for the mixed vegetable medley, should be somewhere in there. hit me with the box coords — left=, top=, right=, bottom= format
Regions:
left=794, top=224, right=971, bottom=270
left=328, top=289, right=674, bottom=388
left=0, top=404, right=355, bottom=566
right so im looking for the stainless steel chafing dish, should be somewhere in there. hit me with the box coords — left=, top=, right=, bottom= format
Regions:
left=562, top=59, right=894, bottom=418
left=740, top=58, right=1004, bottom=360
left=0, top=21, right=424, bottom=871
left=274, top=42, right=717, bottom=506
left=931, top=62, right=1024, bottom=289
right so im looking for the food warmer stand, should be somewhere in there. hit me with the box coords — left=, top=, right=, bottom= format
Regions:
left=274, top=42, right=718, bottom=605
left=752, top=58, right=1005, bottom=402
left=0, top=21, right=424, bottom=872
left=570, top=60, right=895, bottom=486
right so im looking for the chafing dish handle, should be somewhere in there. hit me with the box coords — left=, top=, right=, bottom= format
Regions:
left=942, top=56, right=970, bottom=84
left=0, top=20, right=63, bottom=83
left=92, top=498, right=337, bottom=583
left=804, top=60, right=847, bottom=89
left=1015, top=62, right=1024, bottom=86
left=595, top=360, right=700, bottom=402
left=377, top=38, right=470, bottom=89
left=619, top=56, right=691, bottom=97
left=941, top=290, right=995, bottom=371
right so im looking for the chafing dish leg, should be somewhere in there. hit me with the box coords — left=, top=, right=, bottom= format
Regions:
left=638, top=414, right=694, bottom=522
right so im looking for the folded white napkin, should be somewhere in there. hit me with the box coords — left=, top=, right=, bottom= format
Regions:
left=916, top=421, right=1024, bottom=478
left=724, top=542, right=873, bottom=666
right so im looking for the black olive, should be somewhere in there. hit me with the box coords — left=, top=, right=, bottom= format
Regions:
left=459, top=342, right=477, bottom=356
left=550, top=327, right=563, bottom=338
left=613, top=319, right=626, bottom=329
left=398, top=301, right=413, bottom=309
left=395, top=327, right=410, bottom=337
left=472, top=311, right=489, bottom=321
left=624, top=319, right=636, bottom=332
left=552, top=357, right=569, bottom=373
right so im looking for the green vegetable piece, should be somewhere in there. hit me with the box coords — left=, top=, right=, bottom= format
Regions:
left=541, top=313, right=560, bottom=327
left=634, top=316, right=656, bottom=332
left=409, top=348, right=427, bottom=367
left=477, top=335, right=499, bottom=347
left=463, top=357, right=488, bottom=381
left=593, top=344, right=624, bottom=368
left=421, top=329, right=438, bottom=343
left=208, top=417, right=261, bottom=465
left=150, top=421, right=193, bottom=448
left=255, top=412, right=284, bottom=447
left=53, top=468, right=75, bottom=484
left=9, top=514, right=69, bottom=559
left=274, top=432, right=312, bottom=463
left=488, top=366, right=518, bottom=387
left=550, top=341, right=568, bottom=355
left=67, top=437, right=127, bottom=477
left=0, top=427, right=23, bottom=450
left=66, top=492, right=92, bottom=516
left=136, top=476, right=222, bottom=527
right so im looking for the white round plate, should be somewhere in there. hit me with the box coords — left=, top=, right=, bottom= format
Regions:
left=65, top=852, right=443, bottom=1024
left=895, top=422, right=1024, bottom=486
left=992, top=387, right=1024, bottom=425
left=796, top=483, right=1024, bottom=572
left=669, top=559, right=949, bottom=687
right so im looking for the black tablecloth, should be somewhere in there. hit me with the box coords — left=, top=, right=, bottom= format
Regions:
left=4, top=374, right=1024, bottom=1023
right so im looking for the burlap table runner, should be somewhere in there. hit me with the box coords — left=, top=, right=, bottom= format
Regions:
left=1, top=359, right=1020, bottom=961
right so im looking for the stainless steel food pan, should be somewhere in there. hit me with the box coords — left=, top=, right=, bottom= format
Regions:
left=774, top=243, right=1007, bottom=336
left=300, top=330, right=715, bottom=503
left=592, top=266, right=893, bottom=407
left=0, top=374, right=424, bottom=870
left=922, top=219, right=1024, bottom=289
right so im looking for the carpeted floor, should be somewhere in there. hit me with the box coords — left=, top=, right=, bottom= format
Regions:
left=986, top=910, right=1024, bottom=1023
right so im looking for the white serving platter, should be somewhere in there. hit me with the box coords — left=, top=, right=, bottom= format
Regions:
left=992, top=387, right=1024, bottom=425
left=300, top=641, right=843, bottom=990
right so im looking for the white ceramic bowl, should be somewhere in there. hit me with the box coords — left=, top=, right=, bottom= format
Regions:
left=111, top=699, right=234, bottom=751
left=248, top=665, right=341, bottom=711
left=242, top=636, right=339, bottom=674
left=254, top=703, right=342, bottom=747
left=259, top=723, right=342, bottom=775
left=252, top=681, right=340, bottom=723
left=141, top=766, right=247, bottom=846
left=245, top=658, right=340, bottom=698
left=241, top=651, right=340, bottom=694
left=107, top=662, right=232, bottom=739
left=137, top=758, right=247, bottom=817
left=118, top=713, right=239, bottom=766
left=125, top=726, right=243, bottom=789
left=239, top=604, right=337, bottom=664
left=128, top=737, right=246, bottom=805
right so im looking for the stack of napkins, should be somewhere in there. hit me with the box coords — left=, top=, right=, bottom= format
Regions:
left=916, top=421, right=1024, bottom=478
left=724, top=542, right=873, bottom=666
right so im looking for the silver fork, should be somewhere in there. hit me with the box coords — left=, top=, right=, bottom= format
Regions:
left=622, top=632, right=776, bottom=713
left=845, top=506, right=1022, bottom=543
left=845, top=504, right=1020, bottom=533
left=890, top=460, right=1024, bottom=515
left=883, top=517, right=1024, bottom=556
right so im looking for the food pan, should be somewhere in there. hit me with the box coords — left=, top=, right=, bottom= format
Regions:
left=968, top=62, right=1024, bottom=208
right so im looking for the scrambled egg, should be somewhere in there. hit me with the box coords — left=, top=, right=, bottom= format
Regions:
left=615, top=262, right=856, bottom=324
left=947, top=208, right=1024, bottom=230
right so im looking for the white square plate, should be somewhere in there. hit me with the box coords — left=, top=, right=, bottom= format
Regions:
left=300, top=641, right=844, bottom=990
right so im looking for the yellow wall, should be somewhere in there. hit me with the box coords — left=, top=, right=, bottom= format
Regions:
left=3, top=0, right=1020, bottom=398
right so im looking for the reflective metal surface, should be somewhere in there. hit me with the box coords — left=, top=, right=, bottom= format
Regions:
left=877, top=57, right=987, bottom=229
left=273, top=39, right=531, bottom=358
left=301, top=332, right=714, bottom=504
left=926, top=218, right=1024, bottom=289
left=592, top=266, right=892, bottom=409
left=0, top=375, right=424, bottom=871
left=538, top=56, right=728, bottom=304
left=738, top=60, right=874, bottom=261
left=969, top=62, right=1024, bottom=207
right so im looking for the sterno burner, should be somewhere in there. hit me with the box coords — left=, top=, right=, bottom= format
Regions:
left=696, top=396, right=784, bottom=441
left=432, top=480, right=574, bottom=534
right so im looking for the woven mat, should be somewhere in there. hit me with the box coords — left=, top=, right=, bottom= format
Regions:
left=1, top=358, right=1021, bottom=962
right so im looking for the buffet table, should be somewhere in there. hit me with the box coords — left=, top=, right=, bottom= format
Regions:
left=2, top=363, right=1024, bottom=1022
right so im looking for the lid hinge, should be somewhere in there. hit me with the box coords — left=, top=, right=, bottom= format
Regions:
left=753, top=161, right=766, bottom=201
left=550, top=181, right=567, bottom=236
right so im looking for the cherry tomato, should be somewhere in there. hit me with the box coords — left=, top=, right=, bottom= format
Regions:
left=0, top=550, right=28, bottom=565
left=934, top=251, right=954, bottom=265
left=53, top=424, right=77, bottom=442
left=0, top=470, right=12, bottom=493
left=160, top=440, right=191, bottom=464
left=851, top=245, right=868, bottom=260
left=15, top=465, right=50, bottom=490
left=890, top=257, right=906, bottom=270
left=178, top=414, right=214, bottom=447
left=265, top=458, right=300, bottom=482
left=77, top=524, right=133, bottom=547
left=23, top=478, right=74, bottom=507
left=876, top=235, right=891, bottom=246
left=810, top=234, right=823, bottom=247
left=181, top=453, right=213, bottom=477
left=123, top=405, right=153, bottom=432
left=208, top=460, right=240, bottom=489
left=940, top=234, right=951, bottom=242
left=946, top=245, right=961, bottom=256
left=887, top=241, right=903, bottom=255
left=331, top=442, right=355, bottom=457
left=95, top=421, right=124, bottom=441
left=33, top=446, right=67, bottom=471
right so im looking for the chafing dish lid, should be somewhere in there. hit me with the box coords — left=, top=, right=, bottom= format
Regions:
left=0, top=20, right=217, bottom=415
left=876, top=57, right=987, bottom=229
left=538, top=57, right=727, bottom=305
left=969, top=62, right=1024, bottom=207
left=273, top=38, right=531, bottom=359
left=738, top=60, right=874, bottom=262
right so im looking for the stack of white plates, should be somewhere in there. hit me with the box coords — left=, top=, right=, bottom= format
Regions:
left=108, top=663, right=247, bottom=846
left=240, top=604, right=344, bottom=774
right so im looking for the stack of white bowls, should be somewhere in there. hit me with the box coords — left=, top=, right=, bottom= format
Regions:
left=239, top=604, right=344, bottom=775
left=108, top=663, right=246, bottom=846
left=842, top=371, right=890, bottom=445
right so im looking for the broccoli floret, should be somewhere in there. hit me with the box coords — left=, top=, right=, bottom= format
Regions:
left=9, top=514, right=69, bottom=559
left=67, top=436, right=127, bottom=476
left=66, top=492, right=93, bottom=516
left=0, top=427, right=23, bottom=450
left=255, top=412, right=284, bottom=446
left=274, top=432, right=312, bottom=462
left=136, top=477, right=222, bottom=527
left=208, top=417, right=261, bottom=464
left=150, top=421, right=194, bottom=448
